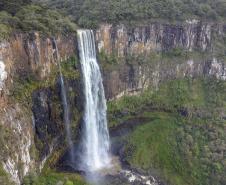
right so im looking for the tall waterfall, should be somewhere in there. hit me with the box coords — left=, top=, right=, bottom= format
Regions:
left=53, top=38, right=75, bottom=164
left=77, top=30, right=110, bottom=171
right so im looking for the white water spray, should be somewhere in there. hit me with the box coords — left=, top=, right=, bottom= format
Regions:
left=77, top=30, right=110, bottom=171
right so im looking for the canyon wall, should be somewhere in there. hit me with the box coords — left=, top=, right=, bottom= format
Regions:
left=96, top=22, right=226, bottom=56
left=95, top=22, right=226, bottom=100
left=0, top=33, right=77, bottom=184
left=102, top=57, right=226, bottom=100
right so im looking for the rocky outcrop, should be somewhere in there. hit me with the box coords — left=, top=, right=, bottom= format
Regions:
left=96, top=22, right=226, bottom=57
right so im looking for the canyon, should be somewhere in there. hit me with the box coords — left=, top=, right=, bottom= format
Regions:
left=0, top=21, right=226, bottom=184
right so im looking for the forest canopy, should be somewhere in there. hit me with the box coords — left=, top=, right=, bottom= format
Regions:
left=36, top=0, right=226, bottom=27
left=1, top=0, right=226, bottom=37
left=0, top=0, right=77, bottom=38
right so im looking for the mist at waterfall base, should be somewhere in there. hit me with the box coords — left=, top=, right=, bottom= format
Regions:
left=77, top=30, right=111, bottom=173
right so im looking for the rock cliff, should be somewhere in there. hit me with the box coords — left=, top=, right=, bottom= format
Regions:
left=96, top=22, right=226, bottom=56
left=96, top=23, right=226, bottom=100
left=0, top=33, right=77, bottom=184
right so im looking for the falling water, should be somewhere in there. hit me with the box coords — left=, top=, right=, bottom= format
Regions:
left=53, top=38, right=75, bottom=165
left=77, top=30, right=110, bottom=171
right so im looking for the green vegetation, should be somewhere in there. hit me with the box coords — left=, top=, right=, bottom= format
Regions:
left=98, top=50, right=119, bottom=70
left=98, top=48, right=218, bottom=74
left=61, top=56, right=80, bottom=79
left=12, top=68, right=58, bottom=105
left=0, top=124, right=15, bottom=162
left=11, top=57, right=79, bottom=104
left=109, top=78, right=226, bottom=185
left=122, top=112, right=226, bottom=185
left=0, top=0, right=32, bottom=15
left=16, top=5, right=77, bottom=35
left=0, top=1, right=77, bottom=39
left=0, top=164, right=13, bottom=185
left=37, top=0, right=226, bottom=28
left=0, top=11, right=17, bottom=39
left=23, top=169, right=87, bottom=185
left=108, top=78, right=226, bottom=127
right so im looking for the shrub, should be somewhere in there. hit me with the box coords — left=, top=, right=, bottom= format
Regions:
left=0, top=0, right=32, bottom=15
left=0, top=11, right=20, bottom=39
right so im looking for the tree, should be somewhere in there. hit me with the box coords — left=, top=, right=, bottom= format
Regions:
left=0, top=0, right=31, bottom=15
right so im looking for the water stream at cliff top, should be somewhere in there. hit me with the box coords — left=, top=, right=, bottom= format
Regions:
left=77, top=30, right=111, bottom=171
left=53, top=38, right=75, bottom=165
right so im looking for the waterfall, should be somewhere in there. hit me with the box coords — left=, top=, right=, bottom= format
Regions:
left=53, top=38, right=75, bottom=165
left=77, top=30, right=110, bottom=171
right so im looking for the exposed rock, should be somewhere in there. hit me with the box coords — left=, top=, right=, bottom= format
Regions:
left=209, top=58, right=226, bottom=80
left=0, top=32, right=76, bottom=100
left=32, top=76, right=82, bottom=172
left=102, top=57, right=226, bottom=100
left=96, top=23, right=226, bottom=100
left=32, top=88, right=62, bottom=163
left=0, top=105, right=34, bottom=184
left=96, top=22, right=225, bottom=57
left=0, top=60, right=7, bottom=91
left=0, top=33, right=77, bottom=183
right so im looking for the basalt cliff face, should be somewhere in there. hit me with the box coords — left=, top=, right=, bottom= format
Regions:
left=96, top=22, right=226, bottom=55
left=0, top=33, right=78, bottom=184
left=95, top=22, right=226, bottom=100
left=0, top=33, right=76, bottom=102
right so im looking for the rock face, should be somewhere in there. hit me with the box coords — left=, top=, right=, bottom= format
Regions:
left=0, top=33, right=76, bottom=97
left=96, top=23, right=226, bottom=100
left=0, top=33, right=77, bottom=184
left=0, top=105, right=34, bottom=184
left=102, top=58, right=226, bottom=100
left=32, top=77, right=82, bottom=171
left=32, top=88, right=62, bottom=167
left=0, top=60, right=7, bottom=91
left=96, top=22, right=226, bottom=57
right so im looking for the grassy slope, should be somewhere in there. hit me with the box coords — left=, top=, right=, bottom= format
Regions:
left=23, top=169, right=87, bottom=185
left=109, top=78, right=226, bottom=185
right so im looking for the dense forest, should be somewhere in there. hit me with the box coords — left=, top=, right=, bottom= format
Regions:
left=1, top=0, right=226, bottom=38
left=0, top=0, right=77, bottom=39
left=37, top=0, right=226, bottom=27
